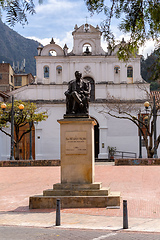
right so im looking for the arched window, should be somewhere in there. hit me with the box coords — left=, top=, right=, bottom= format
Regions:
left=114, top=66, right=120, bottom=83
left=90, top=116, right=99, bottom=158
left=127, top=66, right=133, bottom=83
left=114, top=66, right=120, bottom=74
left=83, top=43, right=92, bottom=55
left=127, top=66, right=133, bottom=78
left=56, top=65, right=62, bottom=74
left=49, top=50, right=57, bottom=56
left=44, top=66, right=49, bottom=78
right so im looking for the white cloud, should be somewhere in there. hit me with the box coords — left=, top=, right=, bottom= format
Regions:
left=27, top=36, right=51, bottom=45
left=27, top=30, right=73, bottom=51
left=139, top=40, right=156, bottom=58
left=115, top=34, right=156, bottom=58
left=35, top=0, right=79, bottom=14
left=101, top=39, right=108, bottom=52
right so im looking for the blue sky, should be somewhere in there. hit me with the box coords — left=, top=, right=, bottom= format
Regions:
left=2, top=0, right=156, bottom=57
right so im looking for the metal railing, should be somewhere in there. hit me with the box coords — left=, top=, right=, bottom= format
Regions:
left=114, top=150, right=137, bottom=159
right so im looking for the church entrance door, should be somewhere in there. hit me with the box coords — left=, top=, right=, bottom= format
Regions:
left=15, top=123, right=35, bottom=160
left=90, top=117, right=99, bottom=159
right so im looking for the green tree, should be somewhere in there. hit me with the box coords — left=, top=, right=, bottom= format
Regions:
left=0, top=0, right=42, bottom=26
left=150, top=82, right=160, bottom=91
left=85, top=0, right=160, bottom=61
left=148, top=48, right=160, bottom=82
left=0, top=100, right=48, bottom=160
left=141, top=47, right=160, bottom=83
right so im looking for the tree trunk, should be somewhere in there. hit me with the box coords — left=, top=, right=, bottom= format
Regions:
left=143, top=134, right=154, bottom=158
left=147, top=147, right=154, bottom=158
left=15, top=142, right=20, bottom=160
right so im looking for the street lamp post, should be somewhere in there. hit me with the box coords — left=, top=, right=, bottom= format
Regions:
left=143, top=101, right=150, bottom=159
left=153, top=96, right=158, bottom=158
left=144, top=101, right=150, bottom=114
left=144, top=99, right=158, bottom=158
left=17, top=103, right=24, bottom=160
left=139, top=112, right=142, bottom=158
left=1, top=103, right=6, bottom=111
left=10, top=95, right=14, bottom=160
left=29, top=121, right=33, bottom=160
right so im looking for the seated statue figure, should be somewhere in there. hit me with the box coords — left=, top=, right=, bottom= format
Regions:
left=65, top=71, right=90, bottom=115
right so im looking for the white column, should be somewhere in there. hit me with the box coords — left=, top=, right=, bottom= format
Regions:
left=108, top=63, right=114, bottom=83
left=95, top=62, right=99, bottom=82
left=69, top=62, right=75, bottom=79
left=105, top=62, right=108, bottom=82
left=37, top=62, right=43, bottom=84
left=62, top=62, right=68, bottom=83
left=133, top=61, right=141, bottom=82
left=50, top=62, right=55, bottom=84
left=120, top=63, right=127, bottom=83
left=35, top=127, right=43, bottom=160
left=98, top=126, right=108, bottom=159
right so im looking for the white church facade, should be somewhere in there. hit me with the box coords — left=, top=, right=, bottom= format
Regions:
left=0, top=23, right=152, bottom=160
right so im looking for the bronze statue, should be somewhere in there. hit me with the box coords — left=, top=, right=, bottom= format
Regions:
left=65, top=71, right=90, bottom=115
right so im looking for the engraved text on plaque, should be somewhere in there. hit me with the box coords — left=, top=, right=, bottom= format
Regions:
left=65, top=132, right=87, bottom=154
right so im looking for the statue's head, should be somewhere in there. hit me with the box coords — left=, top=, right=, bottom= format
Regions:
left=75, top=71, right=82, bottom=79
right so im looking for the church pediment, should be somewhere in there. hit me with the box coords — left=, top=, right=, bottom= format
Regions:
left=73, top=24, right=101, bottom=34
left=72, top=23, right=105, bottom=55
left=89, top=24, right=101, bottom=33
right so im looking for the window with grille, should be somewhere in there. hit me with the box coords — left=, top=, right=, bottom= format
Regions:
left=44, top=66, right=49, bottom=78
left=49, top=50, right=57, bottom=56
left=127, top=66, right=133, bottom=78
left=83, top=43, right=92, bottom=55
left=14, top=76, right=22, bottom=86
left=114, top=66, right=120, bottom=74
left=56, top=66, right=62, bottom=74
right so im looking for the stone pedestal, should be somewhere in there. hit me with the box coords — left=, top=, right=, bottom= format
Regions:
left=29, top=117, right=120, bottom=209
left=59, top=118, right=95, bottom=184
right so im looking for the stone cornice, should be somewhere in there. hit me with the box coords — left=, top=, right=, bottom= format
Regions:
left=19, top=99, right=148, bottom=105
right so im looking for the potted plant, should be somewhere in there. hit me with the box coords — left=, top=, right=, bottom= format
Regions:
left=108, top=146, right=116, bottom=161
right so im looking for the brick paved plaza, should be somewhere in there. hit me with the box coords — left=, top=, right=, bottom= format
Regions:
left=0, top=164, right=160, bottom=232
left=1, top=164, right=160, bottom=217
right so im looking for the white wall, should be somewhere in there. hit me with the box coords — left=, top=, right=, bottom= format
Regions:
left=0, top=127, right=11, bottom=160
left=32, top=103, right=151, bottom=160
left=35, top=55, right=144, bottom=85
left=1, top=100, right=160, bottom=160
left=12, top=81, right=149, bottom=103
left=34, top=104, right=65, bottom=160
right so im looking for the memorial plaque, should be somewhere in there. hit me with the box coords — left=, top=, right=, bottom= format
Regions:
left=65, top=131, right=87, bottom=154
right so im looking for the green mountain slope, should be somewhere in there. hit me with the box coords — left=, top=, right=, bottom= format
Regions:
left=141, top=48, right=160, bottom=90
left=0, top=20, right=39, bottom=75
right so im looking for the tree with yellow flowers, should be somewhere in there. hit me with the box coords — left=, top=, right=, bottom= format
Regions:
left=0, top=99, right=48, bottom=160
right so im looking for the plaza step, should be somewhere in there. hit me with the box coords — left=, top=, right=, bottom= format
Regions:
left=53, top=182, right=102, bottom=190
left=29, top=192, right=120, bottom=209
left=43, top=187, right=110, bottom=196
left=29, top=181, right=120, bottom=209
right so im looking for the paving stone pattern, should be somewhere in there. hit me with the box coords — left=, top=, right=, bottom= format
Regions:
left=1, top=165, right=160, bottom=232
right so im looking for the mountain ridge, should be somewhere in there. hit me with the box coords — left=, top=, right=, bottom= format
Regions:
left=0, top=20, right=39, bottom=75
